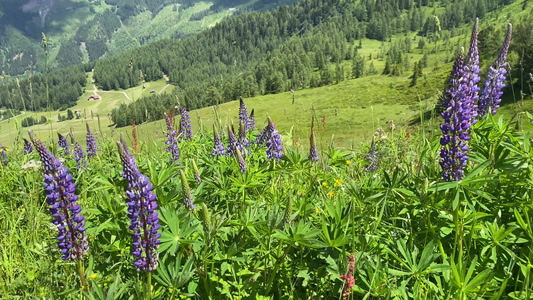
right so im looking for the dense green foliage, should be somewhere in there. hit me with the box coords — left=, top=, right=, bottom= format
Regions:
left=1, top=106, right=533, bottom=298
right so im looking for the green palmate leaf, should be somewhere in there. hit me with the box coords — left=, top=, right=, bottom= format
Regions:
left=158, top=208, right=202, bottom=254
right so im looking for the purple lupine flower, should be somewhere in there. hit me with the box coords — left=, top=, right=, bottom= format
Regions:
left=117, top=141, right=160, bottom=272
left=464, top=19, right=481, bottom=125
left=239, top=121, right=250, bottom=150
left=86, top=123, right=97, bottom=160
left=212, top=124, right=225, bottom=156
left=179, top=107, right=193, bottom=141
left=365, top=140, right=377, bottom=172
left=440, top=49, right=471, bottom=181
left=248, top=109, right=256, bottom=131
left=29, top=131, right=88, bottom=261
left=265, top=117, right=284, bottom=162
left=235, top=147, right=247, bottom=173
left=23, top=138, right=33, bottom=155
left=309, top=119, right=319, bottom=162
left=179, top=171, right=195, bottom=211
left=239, top=97, right=249, bottom=131
left=57, top=133, right=70, bottom=155
left=226, top=125, right=242, bottom=157
left=478, top=24, right=512, bottom=116
left=74, top=142, right=87, bottom=170
left=192, top=159, right=202, bottom=184
left=0, top=142, right=7, bottom=166
left=165, top=114, right=180, bottom=164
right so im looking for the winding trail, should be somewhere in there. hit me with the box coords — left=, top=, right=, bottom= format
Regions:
left=159, top=75, right=171, bottom=95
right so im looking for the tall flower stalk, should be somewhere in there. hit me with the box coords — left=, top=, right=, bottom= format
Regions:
left=239, top=121, right=250, bottom=150
left=239, top=97, right=249, bottom=131
left=192, top=159, right=202, bottom=184
left=365, top=140, right=377, bottom=172
left=308, top=118, right=319, bottom=162
left=227, top=125, right=241, bottom=157
left=117, top=141, right=160, bottom=299
left=478, top=23, right=512, bottom=116
left=179, top=107, right=193, bottom=141
left=29, top=131, right=88, bottom=292
left=464, top=19, right=481, bottom=125
left=58, top=133, right=70, bottom=155
left=165, top=113, right=180, bottom=164
left=86, top=123, right=97, bottom=160
left=248, top=109, right=256, bottom=131
left=212, top=124, right=225, bottom=157
left=440, top=49, right=471, bottom=181
left=74, top=142, right=86, bottom=170
left=132, top=123, right=139, bottom=153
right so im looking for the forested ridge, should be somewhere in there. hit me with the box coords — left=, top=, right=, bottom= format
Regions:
left=1, top=0, right=530, bottom=127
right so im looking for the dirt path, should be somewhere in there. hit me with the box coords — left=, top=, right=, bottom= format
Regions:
left=159, top=75, right=171, bottom=95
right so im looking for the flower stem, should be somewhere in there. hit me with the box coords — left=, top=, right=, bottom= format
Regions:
left=147, top=271, right=152, bottom=300
left=77, top=260, right=88, bottom=296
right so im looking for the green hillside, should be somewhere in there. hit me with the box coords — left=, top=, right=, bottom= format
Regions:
left=0, top=0, right=294, bottom=76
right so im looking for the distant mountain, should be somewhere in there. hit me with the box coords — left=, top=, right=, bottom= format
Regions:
left=0, top=0, right=296, bottom=76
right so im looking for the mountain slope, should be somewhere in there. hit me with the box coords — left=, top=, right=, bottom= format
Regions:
left=0, top=0, right=295, bottom=76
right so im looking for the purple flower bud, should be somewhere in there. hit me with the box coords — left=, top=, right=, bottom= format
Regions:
left=57, top=133, right=70, bottom=156
left=255, top=117, right=283, bottom=161
left=239, top=97, right=249, bottom=130
left=0, top=142, right=7, bottom=166
left=192, top=159, right=202, bottom=184
left=23, top=138, right=33, bottom=155
left=86, top=123, right=97, bottom=160
left=235, top=147, right=247, bottom=173
left=212, top=124, right=225, bottom=157
left=464, top=19, right=481, bottom=125
left=239, top=121, right=250, bottom=150
left=248, top=109, right=256, bottom=131
left=478, top=23, right=512, bottom=116
left=365, top=140, right=377, bottom=172
left=29, top=131, right=88, bottom=261
left=308, top=119, right=318, bottom=162
left=74, top=142, right=87, bottom=170
left=226, top=125, right=242, bottom=157
left=165, top=114, right=180, bottom=164
left=179, top=107, right=193, bottom=141
left=117, top=141, right=160, bottom=272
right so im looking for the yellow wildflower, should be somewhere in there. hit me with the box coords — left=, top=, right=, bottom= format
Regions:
left=328, top=191, right=334, bottom=197
left=334, top=179, right=342, bottom=187
left=322, top=182, right=327, bottom=187
left=346, top=160, right=351, bottom=165
left=315, top=208, right=319, bottom=215
left=88, top=274, right=98, bottom=279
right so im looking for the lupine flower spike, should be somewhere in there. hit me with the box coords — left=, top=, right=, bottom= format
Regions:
left=464, top=18, right=481, bottom=125
left=239, top=121, right=250, bottom=150
left=440, top=49, right=471, bottom=181
left=0, top=142, right=7, bottom=166
left=165, top=113, right=180, bottom=164
left=74, top=142, right=87, bottom=170
left=227, top=125, right=241, bottom=157
left=57, top=133, right=70, bottom=155
left=248, top=109, right=256, bottom=131
left=179, top=107, right=193, bottom=141
left=192, top=159, right=202, bottom=184
left=239, top=97, right=249, bottom=130
left=86, top=123, right=97, bottom=160
left=235, top=147, right=247, bottom=173
left=29, top=131, right=89, bottom=261
left=255, top=117, right=283, bottom=161
left=180, top=171, right=195, bottom=211
left=309, top=118, right=319, bottom=162
left=117, top=141, right=161, bottom=273
left=340, top=253, right=355, bottom=299
left=23, top=138, right=33, bottom=155
left=478, top=23, right=512, bottom=116
left=365, top=140, right=377, bottom=172
left=212, top=124, right=225, bottom=156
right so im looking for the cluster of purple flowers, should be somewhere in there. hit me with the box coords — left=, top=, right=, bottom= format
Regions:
left=255, top=117, right=283, bottom=162
left=179, top=107, right=193, bottom=141
left=165, top=114, right=180, bottom=164
left=74, top=142, right=87, bottom=170
left=478, top=24, right=512, bottom=116
left=439, top=20, right=513, bottom=181
left=23, top=138, right=33, bottom=155
left=212, top=124, right=226, bottom=157
left=365, top=141, right=377, bottom=172
left=226, top=125, right=242, bottom=157
left=0, top=142, right=7, bottom=166
left=239, top=97, right=249, bottom=130
left=239, top=122, right=250, bottom=150
left=30, top=131, right=88, bottom=261
left=86, top=123, right=98, bottom=160
left=235, top=147, right=247, bottom=173
left=117, top=141, right=161, bottom=272
left=57, top=133, right=70, bottom=155
left=248, top=109, right=256, bottom=131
